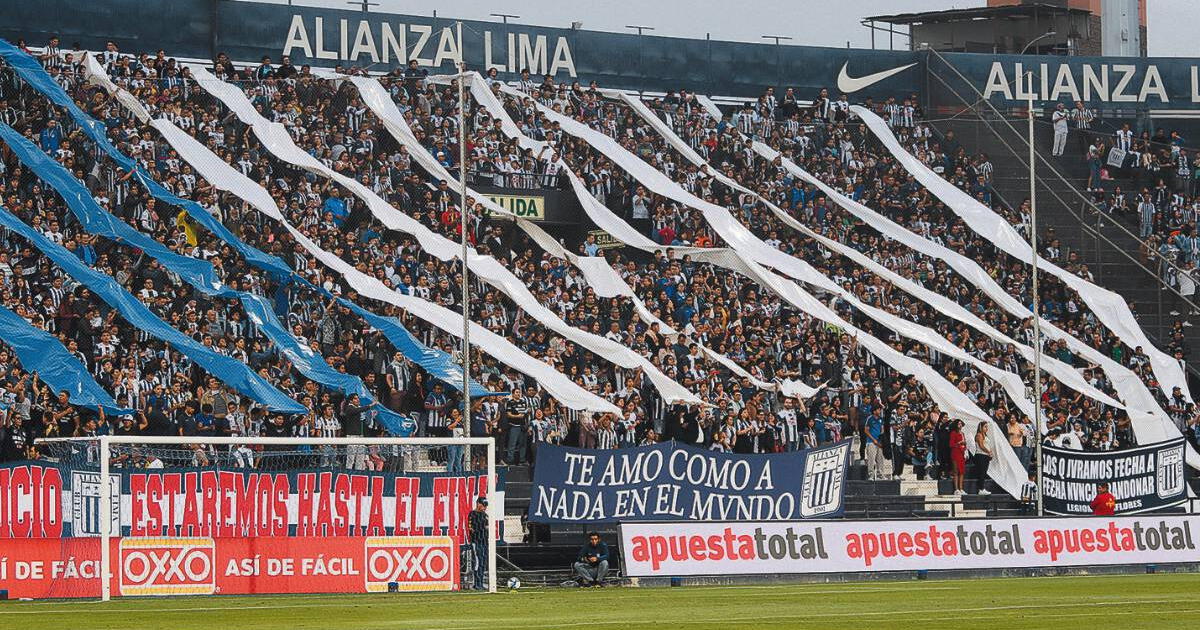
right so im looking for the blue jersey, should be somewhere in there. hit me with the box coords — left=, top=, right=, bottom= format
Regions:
left=866, top=414, right=884, bottom=442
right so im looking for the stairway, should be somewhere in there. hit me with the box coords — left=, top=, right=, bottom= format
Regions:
left=930, top=114, right=1199, bottom=366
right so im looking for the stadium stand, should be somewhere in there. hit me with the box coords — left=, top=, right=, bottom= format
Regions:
left=0, top=35, right=1197, bottom=530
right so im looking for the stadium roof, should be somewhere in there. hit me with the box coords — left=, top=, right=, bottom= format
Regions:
left=866, top=3, right=1091, bottom=26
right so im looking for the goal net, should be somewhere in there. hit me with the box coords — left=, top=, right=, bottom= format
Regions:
left=8, top=436, right=498, bottom=600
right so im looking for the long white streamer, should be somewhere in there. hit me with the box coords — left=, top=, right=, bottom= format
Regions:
left=188, top=67, right=698, bottom=407
left=459, top=76, right=1026, bottom=496
left=148, top=117, right=619, bottom=414
left=853, top=105, right=1189, bottom=402
left=347, top=75, right=818, bottom=400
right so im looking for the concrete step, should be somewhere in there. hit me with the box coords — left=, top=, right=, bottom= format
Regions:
left=899, top=479, right=941, bottom=497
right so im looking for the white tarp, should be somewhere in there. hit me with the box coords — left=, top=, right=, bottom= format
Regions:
left=81, top=52, right=152, bottom=123
left=603, top=91, right=1098, bottom=442
left=348, top=76, right=816, bottom=400
left=612, top=90, right=1122, bottom=414
left=148, top=116, right=619, bottom=414
left=464, top=76, right=1026, bottom=496
left=188, top=67, right=699, bottom=407
left=753, top=146, right=1199, bottom=468
left=853, top=105, right=1190, bottom=402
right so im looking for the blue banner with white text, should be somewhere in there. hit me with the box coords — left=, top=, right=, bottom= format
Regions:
left=529, top=441, right=850, bottom=523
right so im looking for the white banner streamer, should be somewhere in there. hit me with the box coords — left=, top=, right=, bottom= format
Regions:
left=347, top=75, right=815, bottom=400
left=187, top=67, right=697, bottom=407
left=457, top=76, right=1026, bottom=496
left=853, top=105, right=1189, bottom=402
left=148, top=116, right=619, bottom=414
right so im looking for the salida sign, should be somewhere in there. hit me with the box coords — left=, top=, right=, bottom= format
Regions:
left=485, top=193, right=544, bottom=220
left=1, top=534, right=458, bottom=599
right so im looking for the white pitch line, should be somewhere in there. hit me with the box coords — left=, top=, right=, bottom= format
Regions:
left=0, top=594, right=1184, bottom=628
left=0, top=585, right=960, bottom=615
left=422, top=599, right=1200, bottom=630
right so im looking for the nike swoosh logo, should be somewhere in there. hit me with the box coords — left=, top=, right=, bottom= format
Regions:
left=836, top=61, right=918, bottom=94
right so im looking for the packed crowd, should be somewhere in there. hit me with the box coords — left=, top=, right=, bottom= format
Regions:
left=0, top=37, right=1194, bottom=488
left=1078, top=123, right=1200, bottom=312
left=488, top=76, right=1171, bottom=465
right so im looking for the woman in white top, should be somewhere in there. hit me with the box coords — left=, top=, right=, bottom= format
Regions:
left=971, top=423, right=993, bottom=495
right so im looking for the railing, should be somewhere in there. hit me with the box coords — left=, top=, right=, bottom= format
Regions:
left=468, top=168, right=561, bottom=190
left=851, top=497, right=1030, bottom=519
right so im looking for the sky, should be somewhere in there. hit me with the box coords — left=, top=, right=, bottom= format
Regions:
left=250, top=0, right=1199, bottom=56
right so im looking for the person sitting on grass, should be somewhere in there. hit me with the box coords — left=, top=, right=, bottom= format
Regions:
left=573, top=532, right=610, bottom=587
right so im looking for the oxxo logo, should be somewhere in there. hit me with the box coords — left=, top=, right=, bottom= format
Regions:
left=364, top=536, right=457, bottom=592
left=119, top=538, right=216, bottom=596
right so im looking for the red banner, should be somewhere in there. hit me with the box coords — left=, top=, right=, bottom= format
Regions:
left=0, top=461, right=503, bottom=545
left=0, top=535, right=459, bottom=599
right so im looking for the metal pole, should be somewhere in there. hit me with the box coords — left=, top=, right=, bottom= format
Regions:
left=457, top=21, right=471, bottom=438
left=99, top=435, right=111, bottom=601
left=487, top=436, right=497, bottom=593
left=1028, top=72, right=1044, bottom=517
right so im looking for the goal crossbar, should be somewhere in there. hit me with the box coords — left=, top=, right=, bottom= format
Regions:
left=38, top=435, right=498, bottom=599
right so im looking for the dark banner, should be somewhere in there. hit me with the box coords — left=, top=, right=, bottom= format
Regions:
left=470, top=183, right=583, bottom=225
left=7, top=1, right=1200, bottom=106
left=529, top=440, right=850, bottom=524
left=0, top=460, right=504, bottom=544
left=0, top=0, right=920, bottom=98
left=1041, top=438, right=1187, bottom=516
left=926, top=51, right=1200, bottom=110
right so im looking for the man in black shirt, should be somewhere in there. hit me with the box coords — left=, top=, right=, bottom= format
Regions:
left=49, top=390, right=78, bottom=437
left=466, top=497, right=489, bottom=591
left=1, top=406, right=29, bottom=462
left=260, top=414, right=293, bottom=469
left=573, top=532, right=610, bottom=587
left=503, top=390, right=528, bottom=465
left=340, top=393, right=380, bottom=437
left=402, top=59, right=428, bottom=96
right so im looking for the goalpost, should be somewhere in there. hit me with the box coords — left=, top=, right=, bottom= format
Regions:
left=32, top=435, right=498, bottom=600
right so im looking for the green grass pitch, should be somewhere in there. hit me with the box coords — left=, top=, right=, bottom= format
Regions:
left=3, top=573, right=1199, bottom=629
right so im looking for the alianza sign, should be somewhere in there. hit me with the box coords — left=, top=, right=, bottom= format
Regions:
left=980, top=60, right=1200, bottom=103
left=4, top=1, right=1200, bottom=106
left=279, top=15, right=577, bottom=77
